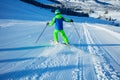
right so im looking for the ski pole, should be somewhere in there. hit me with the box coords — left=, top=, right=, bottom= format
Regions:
left=35, top=25, right=47, bottom=43
left=72, top=22, right=81, bottom=39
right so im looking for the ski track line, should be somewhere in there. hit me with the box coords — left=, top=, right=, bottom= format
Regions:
left=74, top=23, right=97, bottom=80
left=83, top=24, right=108, bottom=80
left=86, top=23, right=120, bottom=41
left=83, top=24, right=120, bottom=80
left=66, top=23, right=87, bottom=80
left=87, top=23, right=120, bottom=67
left=77, top=24, right=85, bottom=80
left=70, top=23, right=86, bottom=80
left=78, top=24, right=84, bottom=80
left=87, top=24, right=120, bottom=79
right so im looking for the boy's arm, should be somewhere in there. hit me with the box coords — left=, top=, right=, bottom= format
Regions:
left=63, top=17, right=73, bottom=22
left=48, top=17, right=56, bottom=26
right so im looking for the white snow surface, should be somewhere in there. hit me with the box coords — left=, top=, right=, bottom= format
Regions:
left=0, top=0, right=120, bottom=80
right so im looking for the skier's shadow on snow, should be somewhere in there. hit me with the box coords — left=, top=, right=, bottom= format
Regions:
left=72, top=43, right=120, bottom=47
left=0, top=57, right=46, bottom=63
left=0, top=57, right=34, bottom=63
left=0, top=45, right=52, bottom=52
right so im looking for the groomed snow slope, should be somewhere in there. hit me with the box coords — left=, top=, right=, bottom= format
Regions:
left=0, top=0, right=120, bottom=80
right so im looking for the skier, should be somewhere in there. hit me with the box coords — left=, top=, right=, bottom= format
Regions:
left=47, top=9, right=73, bottom=45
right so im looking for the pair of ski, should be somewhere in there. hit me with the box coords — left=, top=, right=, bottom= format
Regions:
left=50, top=40, right=70, bottom=47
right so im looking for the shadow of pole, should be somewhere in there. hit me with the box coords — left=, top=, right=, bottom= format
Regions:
left=72, top=43, right=120, bottom=47
left=0, top=45, right=53, bottom=52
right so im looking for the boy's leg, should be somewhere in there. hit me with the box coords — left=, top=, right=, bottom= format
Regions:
left=54, top=30, right=59, bottom=43
left=60, top=30, right=69, bottom=44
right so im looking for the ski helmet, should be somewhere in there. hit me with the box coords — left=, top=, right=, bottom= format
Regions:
left=55, top=9, right=61, bottom=15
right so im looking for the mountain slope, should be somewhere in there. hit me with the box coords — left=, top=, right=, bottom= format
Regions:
left=0, top=0, right=120, bottom=80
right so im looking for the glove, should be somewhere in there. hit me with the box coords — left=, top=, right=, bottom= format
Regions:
left=46, top=22, right=49, bottom=26
left=70, top=19, right=73, bottom=22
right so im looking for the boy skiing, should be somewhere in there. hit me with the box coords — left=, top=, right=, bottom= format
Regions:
left=47, top=9, right=73, bottom=45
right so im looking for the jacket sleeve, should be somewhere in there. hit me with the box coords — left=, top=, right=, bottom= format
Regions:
left=63, top=17, right=71, bottom=22
left=48, top=17, right=56, bottom=26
